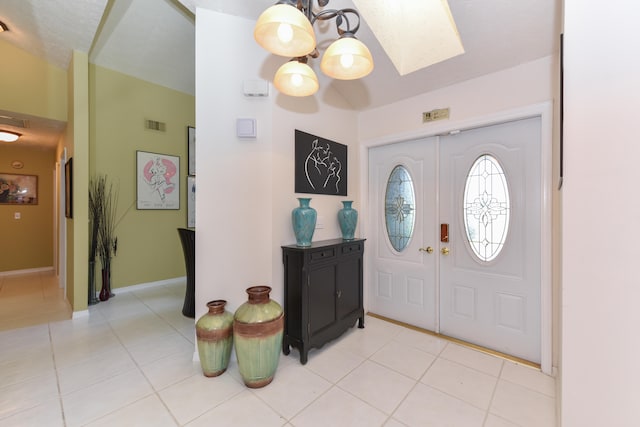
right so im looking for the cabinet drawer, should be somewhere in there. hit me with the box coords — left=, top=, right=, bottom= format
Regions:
left=341, top=242, right=363, bottom=255
left=310, top=248, right=336, bottom=263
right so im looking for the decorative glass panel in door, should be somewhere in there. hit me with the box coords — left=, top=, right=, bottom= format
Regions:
left=463, top=154, right=511, bottom=262
left=384, top=165, right=416, bottom=252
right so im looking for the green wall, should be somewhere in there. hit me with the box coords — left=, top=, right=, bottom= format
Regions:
left=90, top=65, right=195, bottom=289
left=0, top=146, right=55, bottom=272
left=0, top=39, right=67, bottom=121
left=0, top=39, right=64, bottom=274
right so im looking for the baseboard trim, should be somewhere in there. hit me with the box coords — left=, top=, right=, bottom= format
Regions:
left=72, top=309, right=89, bottom=319
left=0, top=266, right=54, bottom=277
left=113, top=276, right=186, bottom=294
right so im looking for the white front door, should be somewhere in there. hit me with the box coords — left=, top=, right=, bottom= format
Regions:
left=368, top=117, right=542, bottom=363
left=439, top=117, right=541, bottom=362
left=368, top=137, right=438, bottom=330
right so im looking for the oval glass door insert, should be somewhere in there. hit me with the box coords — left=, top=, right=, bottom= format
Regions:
left=385, top=165, right=416, bottom=252
left=463, top=154, right=510, bottom=262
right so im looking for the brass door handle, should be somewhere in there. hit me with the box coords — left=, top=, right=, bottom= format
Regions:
left=441, top=247, right=450, bottom=255
left=419, top=247, right=434, bottom=254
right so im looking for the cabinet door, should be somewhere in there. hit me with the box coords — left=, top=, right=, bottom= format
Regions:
left=337, top=255, right=361, bottom=320
left=308, top=264, right=337, bottom=335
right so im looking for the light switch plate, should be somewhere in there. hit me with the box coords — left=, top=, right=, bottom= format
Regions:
left=236, top=118, right=257, bottom=138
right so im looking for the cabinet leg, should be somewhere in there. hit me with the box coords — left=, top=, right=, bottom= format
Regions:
left=300, top=345, right=308, bottom=365
left=283, top=339, right=290, bottom=355
left=358, top=316, right=365, bottom=329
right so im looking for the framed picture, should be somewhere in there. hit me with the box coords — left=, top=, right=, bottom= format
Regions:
left=187, top=175, right=195, bottom=228
left=294, top=129, right=348, bottom=196
left=65, top=158, right=73, bottom=218
left=0, top=173, right=38, bottom=204
left=136, top=151, right=180, bottom=210
left=188, top=126, right=196, bottom=175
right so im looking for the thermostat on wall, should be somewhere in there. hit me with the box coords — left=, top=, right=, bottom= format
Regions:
left=236, top=118, right=257, bottom=138
left=243, top=80, right=269, bottom=97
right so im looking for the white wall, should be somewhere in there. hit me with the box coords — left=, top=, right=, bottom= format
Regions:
left=195, top=9, right=359, bottom=318
left=561, top=2, right=640, bottom=425
left=359, top=56, right=555, bottom=144
left=195, top=9, right=274, bottom=317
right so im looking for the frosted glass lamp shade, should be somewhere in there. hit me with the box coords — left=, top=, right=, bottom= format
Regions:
left=320, top=36, right=373, bottom=80
left=274, top=61, right=319, bottom=96
left=254, top=4, right=316, bottom=57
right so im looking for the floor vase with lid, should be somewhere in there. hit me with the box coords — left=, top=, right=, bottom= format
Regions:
left=196, top=300, right=234, bottom=377
left=233, top=286, right=284, bottom=388
left=338, top=201, right=358, bottom=240
left=292, top=198, right=316, bottom=247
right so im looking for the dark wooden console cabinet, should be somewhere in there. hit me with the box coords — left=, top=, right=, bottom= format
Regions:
left=281, top=238, right=365, bottom=364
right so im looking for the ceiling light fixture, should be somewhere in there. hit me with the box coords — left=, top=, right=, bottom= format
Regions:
left=0, top=130, right=21, bottom=142
left=255, top=0, right=373, bottom=97
left=0, top=21, right=8, bottom=32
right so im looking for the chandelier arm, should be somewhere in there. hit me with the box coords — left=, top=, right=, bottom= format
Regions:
left=310, top=8, right=361, bottom=35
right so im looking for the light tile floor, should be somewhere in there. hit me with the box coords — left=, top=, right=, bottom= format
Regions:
left=0, top=272, right=557, bottom=426
left=0, top=271, right=72, bottom=331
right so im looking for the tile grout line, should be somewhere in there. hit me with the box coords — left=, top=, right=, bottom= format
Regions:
left=82, top=292, right=181, bottom=427
left=112, top=287, right=216, bottom=427
left=49, top=322, right=69, bottom=427
left=482, top=358, right=505, bottom=426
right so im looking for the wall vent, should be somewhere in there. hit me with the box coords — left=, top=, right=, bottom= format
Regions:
left=0, top=115, right=29, bottom=128
left=145, top=119, right=166, bottom=132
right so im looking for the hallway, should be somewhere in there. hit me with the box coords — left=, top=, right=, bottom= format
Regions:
left=0, top=270, right=71, bottom=331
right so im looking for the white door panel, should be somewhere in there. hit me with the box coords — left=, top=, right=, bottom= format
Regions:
left=440, top=117, right=541, bottom=362
left=369, top=138, right=438, bottom=330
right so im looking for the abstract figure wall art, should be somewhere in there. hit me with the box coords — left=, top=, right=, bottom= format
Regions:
left=294, top=129, right=347, bottom=196
left=136, top=151, right=180, bottom=210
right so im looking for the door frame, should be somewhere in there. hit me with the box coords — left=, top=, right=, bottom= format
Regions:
left=57, top=148, right=67, bottom=293
left=360, top=102, right=553, bottom=374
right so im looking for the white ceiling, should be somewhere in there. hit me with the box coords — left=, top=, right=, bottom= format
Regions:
left=0, top=0, right=560, bottom=150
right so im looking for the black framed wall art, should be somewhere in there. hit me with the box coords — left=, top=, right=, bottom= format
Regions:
left=294, top=129, right=347, bottom=196
left=65, top=158, right=73, bottom=218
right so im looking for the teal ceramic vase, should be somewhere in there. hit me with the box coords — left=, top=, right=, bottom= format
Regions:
left=292, top=197, right=316, bottom=247
left=233, top=286, right=284, bottom=388
left=338, top=201, right=358, bottom=240
left=196, top=300, right=234, bottom=377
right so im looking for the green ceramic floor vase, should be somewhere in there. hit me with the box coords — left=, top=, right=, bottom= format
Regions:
left=233, top=286, right=284, bottom=388
left=196, top=300, right=234, bottom=377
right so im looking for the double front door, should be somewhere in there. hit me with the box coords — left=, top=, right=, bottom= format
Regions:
left=368, top=117, right=542, bottom=363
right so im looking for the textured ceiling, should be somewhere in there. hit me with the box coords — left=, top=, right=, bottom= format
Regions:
left=0, top=0, right=107, bottom=70
left=90, top=0, right=195, bottom=96
left=0, top=0, right=560, bottom=150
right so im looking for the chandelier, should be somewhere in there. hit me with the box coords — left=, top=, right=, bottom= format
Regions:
left=254, top=0, right=374, bottom=97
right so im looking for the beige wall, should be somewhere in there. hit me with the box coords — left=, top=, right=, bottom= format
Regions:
left=0, top=39, right=67, bottom=122
left=90, top=64, right=195, bottom=289
left=0, top=146, right=55, bottom=272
